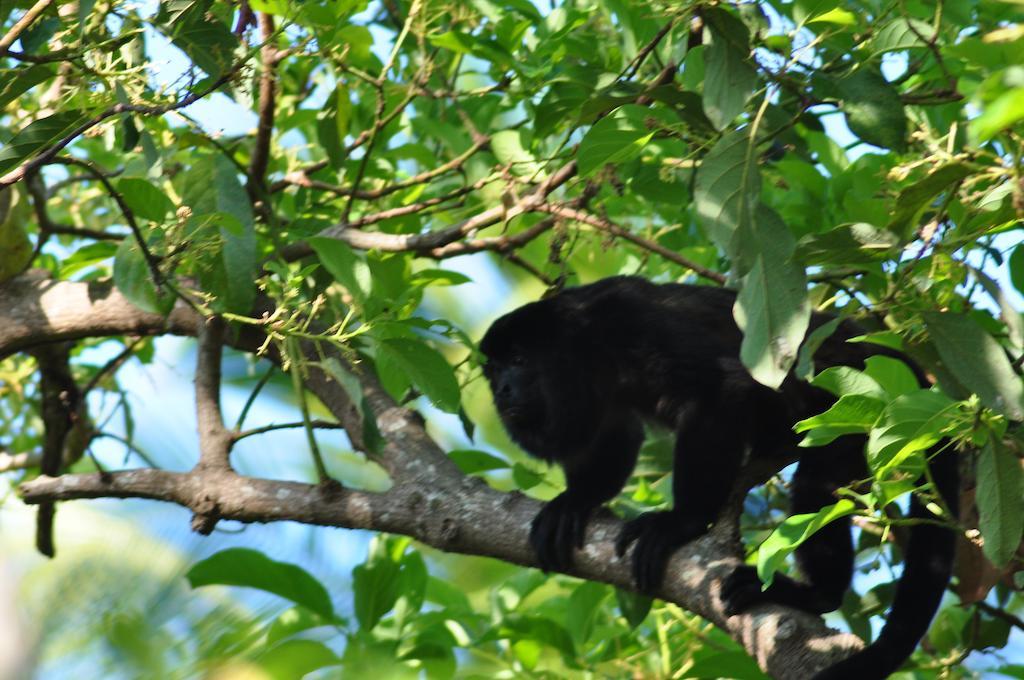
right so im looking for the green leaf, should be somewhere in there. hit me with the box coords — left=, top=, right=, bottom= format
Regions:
left=795, top=394, right=885, bottom=447
left=976, top=439, right=1024, bottom=567
left=924, top=312, right=1024, bottom=421
left=187, top=548, right=335, bottom=620
left=868, top=18, right=933, bottom=55
left=566, top=582, right=608, bottom=646
left=1011, top=243, right=1024, bottom=296
left=310, top=237, right=368, bottom=303
left=645, top=86, right=715, bottom=133
left=837, top=68, right=907, bottom=151
left=256, top=639, right=340, bottom=680
left=577, top=113, right=655, bottom=177
left=695, top=132, right=809, bottom=389
left=887, top=163, right=971, bottom=239
left=448, top=448, right=508, bottom=474
left=265, top=607, right=331, bottom=646
left=376, top=338, right=461, bottom=413
left=756, top=500, right=858, bottom=586
left=180, top=155, right=257, bottom=313
left=867, top=390, right=958, bottom=475
left=864, top=356, right=922, bottom=397
left=807, top=7, right=857, bottom=25
left=397, top=549, right=428, bottom=615
left=811, top=366, right=886, bottom=399
left=684, top=649, right=771, bottom=679
left=512, top=462, right=543, bottom=489
left=353, top=538, right=403, bottom=630
left=334, top=85, right=352, bottom=140
left=694, top=130, right=759, bottom=262
left=0, top=111, right=88, bottom=175
left=514, top=639, right=542, bottom=669
left=319, top=358, right=384, bottom=454
left=795, top=318, right=841, bottom=382
left=491, top=129, right=545, bottom=177
left=702, top=9, right=757, bottom=129
left=735, top=256, right=809, bottom=388
left=58, top=241, right=118, bottom=278
left=410, top=268, right=472, bottom=287
left=615, top=588, right=653, bottom=628
left=481, top=614, right=576, bottom=657
left=535, top=81, right=591, bottom=136
left=797, top=222, right=899, bottom=266
left=316, top=103, right=343, bottom=169
left=968, top=265, right=1024, bottom=349
left=117, top=178, right=174, bottom=222
left=428, top=30, right=513, bottom=67
left=112, top=238, right=173, bottom=315
left=0, top=199, right=32, bottom=284
left=928, top=602, right=971, bottom=653
left=972, top=88, right=1024, bottom=142
left=733, top=208, right=810, bottom=388
left=0, top=65, right=53, bottom=110
left=158, top=0, right=236, bottom=76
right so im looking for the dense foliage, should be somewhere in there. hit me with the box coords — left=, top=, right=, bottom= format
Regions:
left=1, top=0, right=1023, bottom=677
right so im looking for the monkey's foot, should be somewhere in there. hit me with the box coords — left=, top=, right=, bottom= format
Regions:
left=720, top=566, right=773, bottom=616
left=529, top=492, right=594, bottom=573
left=721, top=566, right=838, bottom=616
left=615, top=511, right=707, bottom=593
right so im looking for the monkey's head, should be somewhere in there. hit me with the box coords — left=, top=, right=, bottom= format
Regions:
left=480, top=299, right=604, bottom=461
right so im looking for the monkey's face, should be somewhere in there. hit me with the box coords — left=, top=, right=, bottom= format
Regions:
left=482, top=348, right=576, bottom=462
left=482, top=351, right=544, bottom=424
left=479, top=303, right=567, bottom=455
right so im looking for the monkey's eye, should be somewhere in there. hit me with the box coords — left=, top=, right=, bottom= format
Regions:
left=509, top=354, right=526, bottom=367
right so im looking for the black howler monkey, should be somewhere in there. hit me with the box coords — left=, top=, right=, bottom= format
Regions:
left=480, top=276, right=958, bottom=680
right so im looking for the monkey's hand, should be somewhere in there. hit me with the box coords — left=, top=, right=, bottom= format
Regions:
left=529, top=492, right=594, bottom=573
left=615, top=511, right=708, bottom=592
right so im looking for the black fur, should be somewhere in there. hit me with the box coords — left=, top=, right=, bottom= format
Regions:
left=480, top=276, right=958, bottom=679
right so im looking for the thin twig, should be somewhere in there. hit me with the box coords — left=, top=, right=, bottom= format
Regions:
left=342, top=2, right=425, bottom=224
left=975, top=600, right=1024, bottom=631
left=44, top=225, right=123, bottom=241
left=1, top=61, right=244, bottom=188
left=234, top=419, right=343, bottom=441
left=233, top=364, right=276, bottom=431
left=273, top=135, right=490, bottom=198
left=536, top=203, right=727, bottom=284
left=82, top=339, right=141, bottom=395
left=277, top=160, right=578, bottom=262
left=0, top=0, right=55, bottom=54
left=621, top=16, right=677, bottom=80
left=46, top=157, right=163, bottom=284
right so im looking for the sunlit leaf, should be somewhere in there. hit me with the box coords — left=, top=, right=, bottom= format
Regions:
left=187, top=548, right=336, bottom=620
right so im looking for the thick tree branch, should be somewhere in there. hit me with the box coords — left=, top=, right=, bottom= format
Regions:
left=246, top=12, right=277, bottom=201
left=0, top=273, right=863, bottom=678
left=18, top=464, right=862, bottom=679
left=0, top=450, right=41, bottom=472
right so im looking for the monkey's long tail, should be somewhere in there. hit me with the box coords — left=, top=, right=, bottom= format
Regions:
left=812, top=442, right=959, bottom=680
